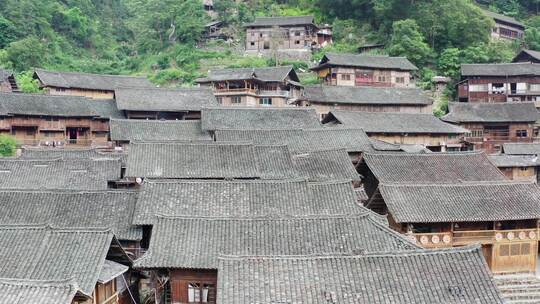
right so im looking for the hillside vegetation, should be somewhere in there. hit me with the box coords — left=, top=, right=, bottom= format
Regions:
left=0, top=0, right=539, bottom=90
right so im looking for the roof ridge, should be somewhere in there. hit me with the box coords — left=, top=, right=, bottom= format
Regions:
left=380, top=180, right=536, bottom=187
left=35, top=68, right=149, bottom=79
left=0, top=189, right=137, bottom=194
left=144, top=178, right=309, bottom=185
left=155, top=213, right=372, bottom=221
left=364, top=150, right=484, bottom=157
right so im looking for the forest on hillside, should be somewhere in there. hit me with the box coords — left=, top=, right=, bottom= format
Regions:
left=0, top=0, right=539, bottom=91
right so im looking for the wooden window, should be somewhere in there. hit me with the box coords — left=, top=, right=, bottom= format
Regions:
left=216, top=97, right=223, bottom=105
left=263, top=41, right=270, bottom=49
left=231, top=96, right=241, bottom=104
left=516, top=130, right=528, bottom=138
left=520, top=167, right=529, bottom=171
left=521, top=243, right=531, bottom=255
left=341, top=74, right=351, bottom=81
left=510, top=244, right=520, bottom=256
left=188, top=283, right=216, bottom=303
left=395, top=77, right=405, bottom=83
left=26, top=129, right=34, bottom=136
left=378, top=75, right=386, bottom=82
left=500, top=244, right=510, bottom=256
left=250, top=42, right=255, bottom=46
left=295, top=40, right=300, bottom=44
left=259, top=98, right=272, bottom=106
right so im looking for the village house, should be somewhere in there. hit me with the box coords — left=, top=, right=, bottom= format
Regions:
left=488, top=154, right=540, bottom=182
left=109, top=119, right=212, bottom=149
left=458, top=63, right=540, bottom=104
left=243, top=16, right=331, bottom=58
left=33, top=68, right=154, bottom=99
left=442, top=102, right=539, bottom=154
left=484, top=10, right=525, bottom=41
left=196, top=66, right=302, bottom=106
left=0, top=225, right=132, bottom=304
left=0, top=158, right=122, bottom=190
left=299, top=85, right=433, bottom=118
left=322, top=110, right=468, bottom=152
left=513, top=49, right=540, bottom=64
left=0, top=93, right=124, bottom=147
left=216, top=246, right=504, bottom=304
left=310, top=53, right=418, bottom=87
left=114, top=87, right=217, bottom=120
left=134, top=213, right=418, bottom=303
left=0, top=69, right=19, bottom=92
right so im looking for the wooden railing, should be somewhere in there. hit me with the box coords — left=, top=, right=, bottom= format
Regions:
left=411, top=228, right=539, bottom=248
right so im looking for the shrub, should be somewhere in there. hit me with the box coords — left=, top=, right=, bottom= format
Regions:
left=0, top=135, right=17, bottom=157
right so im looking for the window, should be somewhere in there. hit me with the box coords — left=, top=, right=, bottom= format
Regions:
left=469, top=84, right=488, bottom=92
left=520, top=167, right=529, bottom=171
left=259, top=33, right=263, bottom=38
left=500, top=244, right=510, bottom=256
left=56, top=88, right=66, bottom=92
left=263, top=41, right=270, bottom=49
left=521, top=243, right=531, bottom=255
left=378, top=75, right=386, bottom=82
left=188, top=283, right=216, bottom=303
left=26, top=129, right=34, bottom=136
left=250, top=42, right=255, bottom=46
left=216, top=97, right=223, bottom=105
left=516, top=130, right=528, bottom=138
left=231, top=96, right=241, bottom=104
left=468, top=129, right=484, bottom=137
left=341, top=74, right=351, bottom=81
left=510, top=243, right=520, bottom=256
left=395, top=77, right=405, bottom=84
left=259, top=98, right=272, bottom=106
left=295, top=40, right=300, bottom=44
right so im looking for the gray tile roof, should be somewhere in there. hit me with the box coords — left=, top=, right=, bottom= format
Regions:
left=0, top=69, right=14, bottom=81
left=314, top=53, right=418, bottom=71
left=363, top=152, right=507, bottom=184
left=443, top=102, right=539, bottom=123
left=0, top=93, right=100, bottom=117
left=215, top=128, right=374, bottom=153
left=133, top=179, right=364, bottom=225
left=303, top=85, right=433, bottom=105
left=503, top=143, right=540, bottom=155
left=514, top=49, right=540, bottom=62
left=20, top=147, right=113, bottom=160
left=483, top=10, right=525, bottom=28
left=0, top=189, right=141, bottom=241
left=244, top=15, right=315, bottom=27
left=125, top=142, right=298, bottom=179
left=461, top=62, right=540, bottom=76
left=488, top=154, right=540, bottom=167
left=109, top=119, right=212, bottom=142
left=201, top=107, right=321, bottom=131
left=97, top=260, right=129, bottom=284
left=380, top=182, right=540, bottom=223
left=34, top=68, right=154, bottom=91
left=0, top=159, right=121, bottom=190
left=201, top=66, right=297, bottom=82
left=216, top=246, right=504, bottom=304
left=0, top=225, right=116, bottom=295
left=0, top=279, right=78, bottom=304
left=134, top=214, right=418, bottom=269
left=88, top=99, right=125, bottom=119
left=326, top=110, right=468, bottom=134
left=114, top=87, right=217, bottom=112
left=292, top=149, right=361, bottom=182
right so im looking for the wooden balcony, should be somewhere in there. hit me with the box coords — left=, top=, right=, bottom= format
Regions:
left=411, top=228, right=539, bottom=248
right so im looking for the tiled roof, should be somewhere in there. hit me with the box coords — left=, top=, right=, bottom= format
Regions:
left=88, top=99, right=125, bottom=119
left=313, top=53, right=418, bottom=71
left=443, top=102, right=539, bottom=123
left=114, top=87, right=217, bottom=112
left=201, top=107, right=321, bottom=131
left=303, top=85, right=433, bottom=105
left=483, top=10, right=525, bottom=28
left=214, top=128, right=374, bottom=153
left=133, top=179, right=363, bottom=225
left=0, top=69, right=14, bottom=81
left=513, top=49, right=540, bottom=62
left=0, top=279, right=78, bottom=304
left=488, top=154, right=540, bottom=167
left=363, top=152, right=507, bottom=184
left=125, top=142, right=298, bottom=179
left=244, top=16, right=315, bottom=27
left=0, top=159, right=121, bottom=190
left=34, top=69, right=154, bottom=91
left=20, top=147, right=112, bottom=160
left=134, top=214, right=418, bottom=269
left=109, top=119, right=212, bottom=142
left=379, top=182, right=540, bottom=223
left=0, top=190, right=141, bottom=241
left=200, top=66, right=297, bottom=82
left=0, top=225, right=116, bottom=295
left=461, top=62, right=540, bottom=77
left=216, top=246, right=503, bottom=304
left=0, top=93, right=99, bottom=117
left=503, top=143, right=540, bottom=155
left=292, top=149, right=361, bottom=182
left=325, top=110, right=468, bottom=134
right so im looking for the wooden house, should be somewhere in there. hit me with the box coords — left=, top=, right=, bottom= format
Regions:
left=484, top=10, right=525, bottom=41
left=375, top=182, right=540, bottom=274
left=0, top=69, right=19, bottom=92
left=243, top=16, right=330, bottom=57
left=442, top=102, right=539, bottom=154
left=322, top=110, right=468, bottom=152
left=33, top=69, right=154, bottom=99
left=0, top=158, right=122, bottom=190
left=457, top=63, right=540, bottom=104
left=196, top=66, right=302, bottom=106
left=310, top=53, right=418, bottom=87
left=216, top=246, right=504, bottom=304
left=513, top=49, right=540, bottom=64
left=0, top=93, right=124, bottom=147
left=489, top=154, right=539, bottom=182
left=134, top=213, right=418, bottom=303
left=114, top=87, right=217, bottom=119
left=299, top=85, right=433, bottom=118
left=0, top=225, right=132, bottom=304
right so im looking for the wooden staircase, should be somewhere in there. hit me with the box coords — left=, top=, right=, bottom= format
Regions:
left=494, top=273, right=540, bottom=303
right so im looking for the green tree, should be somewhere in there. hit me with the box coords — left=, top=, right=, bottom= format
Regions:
left=0, top=17, right=18, bottom=48
left=16, top=71, right=41, bottom=93
left=437, top=48, right=461, bottom=79
left=0, top=135, right=17, bottom=157
left=5, top=37, right=46, bottom=71
left=387, top=19, right=433, bottom=67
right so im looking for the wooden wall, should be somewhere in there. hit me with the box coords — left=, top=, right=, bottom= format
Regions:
left=169, top=269, right=218, bottom=304
left=45, top=86, right=115, bottom=100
